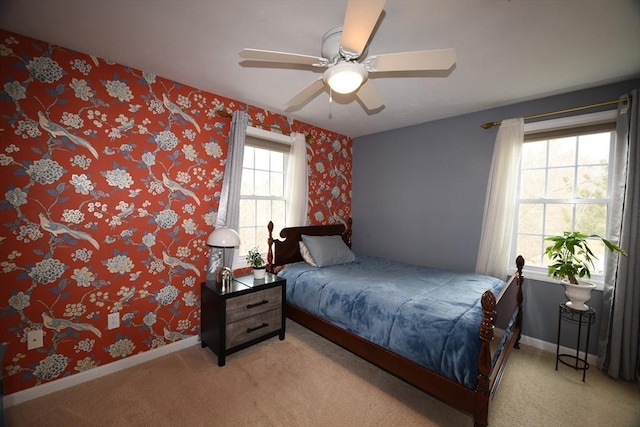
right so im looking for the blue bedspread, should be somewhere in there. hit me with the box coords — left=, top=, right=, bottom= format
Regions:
left=278, top=255, right=507, bottom=389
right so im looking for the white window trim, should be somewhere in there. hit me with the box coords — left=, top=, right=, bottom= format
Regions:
left=514, top=109, right=617, bottom=290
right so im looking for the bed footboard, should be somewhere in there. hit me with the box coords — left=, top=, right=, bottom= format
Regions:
left=474, top=255, right=525, bottom=426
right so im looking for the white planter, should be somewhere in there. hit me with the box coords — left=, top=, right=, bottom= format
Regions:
left=562, top=279, right=596, bottom=311
left=253, top=267, right=266, bottom=280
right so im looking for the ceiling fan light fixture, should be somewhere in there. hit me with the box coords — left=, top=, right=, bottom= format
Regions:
left=323, top=62, right=367, bottom=94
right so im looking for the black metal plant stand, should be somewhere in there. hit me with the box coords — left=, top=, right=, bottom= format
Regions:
left=555, top=303, right=596, bottom=382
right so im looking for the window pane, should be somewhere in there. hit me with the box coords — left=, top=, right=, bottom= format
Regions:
left=255, top=148, right=270, bottom=170
left=239, top=227, right=256, bottom=255
left=547, top=167, right=574, bottom=199
left=239, top=199, right=255, bottom=227
left=520, top=169, right=545, bottom=199
left=255, top=170, right=270, bottom=196
left=270, top=171, right=284, bottom=196
left=272, top=200, right=286, bottom=225
left=243, top=146, right=254, bottom=168
left=518, top=203, right=543, bottom=234
left=578, top=132, right=610, bottom=165
left=517, top=234, right=545, bottom=268
left=577, top=165, right=608, bottom=199
left=257, top=199, right=271, bottom=226
left=271, top=152, right=284, bottom=172
left=575, top=204, right=607, bottom=236
left=241, top=169, right=254, bottom=195
left=544, top=204, right=573, bottom=236
left=522, top=141, right=547, bottom=169
left=548, top=137, right=576, bottom=167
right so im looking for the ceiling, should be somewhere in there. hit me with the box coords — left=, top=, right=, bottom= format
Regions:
left=1, top=0, right=639, bottom=138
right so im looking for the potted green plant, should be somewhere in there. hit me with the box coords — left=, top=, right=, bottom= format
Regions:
left=246, top=247, right=266, bottom=280
left=544, top=231, right=627, bottom=310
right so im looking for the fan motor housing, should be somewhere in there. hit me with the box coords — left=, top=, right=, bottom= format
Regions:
left=321, top=26, right=366, bottom=62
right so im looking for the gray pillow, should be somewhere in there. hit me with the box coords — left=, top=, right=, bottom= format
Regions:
left=300, top=234, right=355, bottom=267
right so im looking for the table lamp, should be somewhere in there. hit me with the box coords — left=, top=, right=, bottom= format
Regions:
left=206, top=227, right=241, bottom=287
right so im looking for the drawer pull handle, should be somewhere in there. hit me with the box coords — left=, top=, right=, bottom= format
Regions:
left=247, top=322, right=269, bottom=333
left=246, top=300, right=268, bottom=309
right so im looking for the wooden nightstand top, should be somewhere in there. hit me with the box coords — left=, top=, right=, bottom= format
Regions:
left=203, top=272, right=284, bottom=298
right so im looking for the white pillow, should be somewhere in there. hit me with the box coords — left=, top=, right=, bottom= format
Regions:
left=300, top=234, right=355, bottom=268
left=299, top=241, right=318, bottom=267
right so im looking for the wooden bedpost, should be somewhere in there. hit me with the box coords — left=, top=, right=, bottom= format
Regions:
left=346, top=217, right=353, bottom=247
left=267, top=221, right=274, bottom=273
left=474, top=290, right=496, bottom=426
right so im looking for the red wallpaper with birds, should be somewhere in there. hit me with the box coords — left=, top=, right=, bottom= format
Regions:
left=0, top=29, right=351, bottom=395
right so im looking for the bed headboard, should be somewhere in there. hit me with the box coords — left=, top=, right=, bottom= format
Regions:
left=266, top=218, right=352, bottom=273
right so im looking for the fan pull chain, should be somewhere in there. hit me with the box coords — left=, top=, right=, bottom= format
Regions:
left=329, top=88, right=333, bottom=119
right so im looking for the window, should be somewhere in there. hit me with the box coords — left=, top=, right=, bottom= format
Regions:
left=238, top=129, right=290, bottom=261
left=512, top=111, right=617, bottom=282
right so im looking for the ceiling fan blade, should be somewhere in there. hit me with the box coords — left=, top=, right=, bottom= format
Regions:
left=285, top=78, right=326, bottom=111
left=239, top=48, right=328, bottom=67
left=340, top=0, right=387, bottom=58
left=356, top=80, right=384, bottom=110
left=366, top=48, right=457, bottom=73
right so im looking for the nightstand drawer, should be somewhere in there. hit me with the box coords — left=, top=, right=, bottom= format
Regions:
left=226, top=286, right=282, bottom=323
left=226, top=308, right=282, bottom=348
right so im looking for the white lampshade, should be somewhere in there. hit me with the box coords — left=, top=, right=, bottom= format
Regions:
left=206, top=227, right=240, bottom=248
left=323, top=62, right=367, bottom=94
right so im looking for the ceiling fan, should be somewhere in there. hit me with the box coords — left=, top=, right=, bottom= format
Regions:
left=239, top=0, right=456, bottom=112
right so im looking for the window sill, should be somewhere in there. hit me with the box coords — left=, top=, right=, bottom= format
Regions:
left=521, top=268, right=604, bottom=291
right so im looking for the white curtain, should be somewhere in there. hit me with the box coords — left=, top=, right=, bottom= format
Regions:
left=286, top=132, right=308, bottom=227
left=207, top=110, right=247, bottom=276
left=475, top=118, right=524, bottom=279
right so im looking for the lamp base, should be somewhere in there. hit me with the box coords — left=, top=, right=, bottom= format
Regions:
left=216, top=266, right=234, bottom=290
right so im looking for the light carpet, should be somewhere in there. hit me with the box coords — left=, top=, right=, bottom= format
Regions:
left=5, top=320, right=640, bottom=427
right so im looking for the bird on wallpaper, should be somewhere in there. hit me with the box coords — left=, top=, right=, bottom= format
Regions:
left=39, top=213, right=100, bottom=249
left=161, top=173, right=201, bottom=206
left=162, top=251, right=201, bottom=276
left=163, top=327, right=191, bottom=342
left=37, top=111, right=99, bottom=159
left=162, top=93, right=201, bottom=133
left=42, top=312, right=102, bottom=338
left=119, top=286, right=136, bottom=303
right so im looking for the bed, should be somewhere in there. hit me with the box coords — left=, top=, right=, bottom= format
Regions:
left=266, top=219, right=524, bottom=427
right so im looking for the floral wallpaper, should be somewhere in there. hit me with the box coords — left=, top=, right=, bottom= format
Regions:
left=0, top=29, right=351, bottom=395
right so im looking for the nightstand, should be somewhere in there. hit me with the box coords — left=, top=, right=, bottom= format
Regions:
left=200, top=273, right=286, bottom=366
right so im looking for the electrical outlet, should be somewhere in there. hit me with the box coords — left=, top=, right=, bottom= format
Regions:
left=27, top=329, right=43, bottom=350
left=108, top=312, right=120, bottom=330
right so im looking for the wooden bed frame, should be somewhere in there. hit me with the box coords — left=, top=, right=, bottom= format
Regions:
left=266, top=219, right=525, bottom=427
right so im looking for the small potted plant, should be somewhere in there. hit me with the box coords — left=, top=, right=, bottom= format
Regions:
left=544, top=231, right=627, bottom=310
left=246, top=247, right=266, bottom=280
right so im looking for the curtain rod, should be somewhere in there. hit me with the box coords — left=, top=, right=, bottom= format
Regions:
left=480, top=98, right=626, bottom=129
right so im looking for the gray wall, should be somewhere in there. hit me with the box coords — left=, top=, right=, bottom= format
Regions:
left=352, top=78, right=639, bottom=354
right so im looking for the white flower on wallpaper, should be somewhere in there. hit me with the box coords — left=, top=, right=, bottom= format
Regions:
left=105, top=255, right=134, bottom=275
left=104, top=80, right=133, bottom=102
left=33, top=353, right=69, bottom=381
left=70, top=78, right=95, bottom=101
left=27, top=158, right=66, bottom=184
left=104, top=168, right=134, bottom=189
left=4, top=81, right=26, bottom=100
left=107, top=338, right=136, bottom=359
left=72, top=267, right=95, bottom=287
left=29, top=258, right=67, bottom=284
left=8, top=291, right=30, bottom=311
left=26, top=56, right=64, bottom=83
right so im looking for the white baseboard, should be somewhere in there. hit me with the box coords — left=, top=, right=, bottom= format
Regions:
left=4, top=335, right=199, bottom=408
left=520, top=334, right=597, bottom=360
